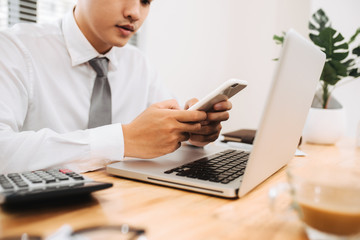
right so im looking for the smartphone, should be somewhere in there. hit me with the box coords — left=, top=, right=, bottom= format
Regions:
left=188, top=78, right=248, bottom=111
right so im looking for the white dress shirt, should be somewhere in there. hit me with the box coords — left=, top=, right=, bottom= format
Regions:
left=0, top=11, right=173, bottom=173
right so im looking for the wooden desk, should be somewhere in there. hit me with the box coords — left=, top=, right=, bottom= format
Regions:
left=1, top=138, right=359, bottom=239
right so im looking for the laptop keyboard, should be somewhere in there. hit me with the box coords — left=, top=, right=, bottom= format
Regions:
left=164, top=149, right=249, bottom=184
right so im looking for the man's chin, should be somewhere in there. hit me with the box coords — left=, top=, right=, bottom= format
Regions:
left=113, top=42, right=128, bottom=48
left=112, top=37, right=132, bottom=48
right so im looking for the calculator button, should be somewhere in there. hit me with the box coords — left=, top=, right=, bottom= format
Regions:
left=66, top=173, right=84, bottom=180
left=59, top=169, right=73, bottom=174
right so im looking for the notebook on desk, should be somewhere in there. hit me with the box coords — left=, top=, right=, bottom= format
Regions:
left=106, top=29, right=325, bottom=198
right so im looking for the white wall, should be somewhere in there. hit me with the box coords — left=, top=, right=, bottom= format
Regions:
left=142, top=0, right=310, bottom=133
left=311, top=0, right=360, bottom=137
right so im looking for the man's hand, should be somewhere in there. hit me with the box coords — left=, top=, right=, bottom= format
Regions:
left=185, top=98, right=232, bottom=147
left=122, top=99, right=207, bottom=159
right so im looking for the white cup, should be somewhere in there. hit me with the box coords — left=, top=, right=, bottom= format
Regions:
left=269, top=161, right=360, bottom=240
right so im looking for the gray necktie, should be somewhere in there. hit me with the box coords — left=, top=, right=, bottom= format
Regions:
left=88, top=57, right=112, bottom=128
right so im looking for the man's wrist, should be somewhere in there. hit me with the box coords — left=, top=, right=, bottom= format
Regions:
left=122, top=123, right=137, bottom=158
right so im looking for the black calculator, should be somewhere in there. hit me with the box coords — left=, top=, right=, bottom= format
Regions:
left=0, top=168, right=112, bottom=205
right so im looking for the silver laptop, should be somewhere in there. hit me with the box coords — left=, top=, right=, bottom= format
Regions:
left=106, top=29, right=325, bottom=198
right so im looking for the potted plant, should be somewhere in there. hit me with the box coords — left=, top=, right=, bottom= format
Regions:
left=274, top=9, right=360, bottom=144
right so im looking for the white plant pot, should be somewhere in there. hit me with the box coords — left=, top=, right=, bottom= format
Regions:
left=303, top=107, right=347, bottom=145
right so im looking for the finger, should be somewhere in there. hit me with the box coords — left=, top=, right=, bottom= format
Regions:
left=206, top=111, right=230, bottom=122
left=190, top=131, right=220, bottom=143
left=171, top=109, right=207, bottom=123
left=213, top=100, right=232, bottom=111
left=176, top=121, right=203, bottom=133
left=154, top=99, right=181, bottom=110
left=200, top=120, right=211, bottom=126
left=188, top=122, right=222, bottom=135
left=184, top=98, right=199, bottom=110
left=179, top=132, right=190, bottom=142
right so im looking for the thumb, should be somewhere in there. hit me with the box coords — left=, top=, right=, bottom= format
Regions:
left=154, top=99, right=181, bottom=110
left=184, top=98, right=199, bottom=110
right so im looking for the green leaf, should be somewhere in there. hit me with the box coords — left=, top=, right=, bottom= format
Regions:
left=349, top=68, right=360, bottom=78
left=353, top=46, right=360, bottom=56
left=273, top=34, right=284, bottom=45
left=320, top=62, right=340, bottom=85
left=309, top=9, right=330, bottom=32
left=333, top=42, right=348, bottom=51
left=349, top=28, right=360, bottom=45
left=329, top=60, right=347, bottom=77
left=310, top=28, right=349, bottom=61
left=332, top=52, right=349, bottom=61
left=343, top=58, right=356, bottom=68
left=274, top=8, right=360, bottom=99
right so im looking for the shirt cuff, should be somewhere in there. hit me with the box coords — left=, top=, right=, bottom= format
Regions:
left=88, top=123, right=124, bottom=160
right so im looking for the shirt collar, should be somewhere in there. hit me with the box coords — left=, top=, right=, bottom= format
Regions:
left=62, top=8, right=118, bottom=70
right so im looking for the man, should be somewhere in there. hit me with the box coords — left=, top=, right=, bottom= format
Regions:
left=0, top=0, right=231, bottom=173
